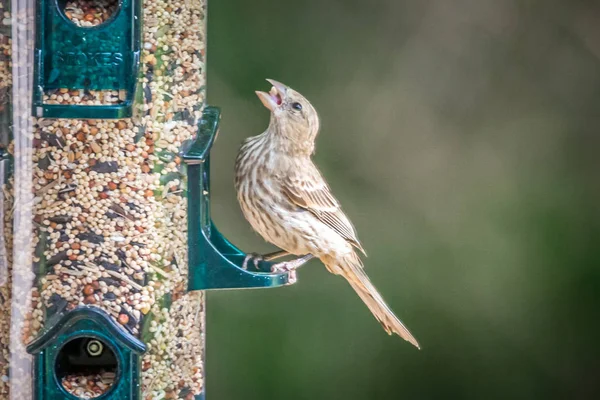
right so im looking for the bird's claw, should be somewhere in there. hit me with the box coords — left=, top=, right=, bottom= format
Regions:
left=242, top=253, right=264, bottom=270
left=270, top=261, right=297, bottom=274
left=287, top=270, right=297, bottom=284
left=271, top=262, right=298, bottom=283
left=243, top=254, right=300, bottom=285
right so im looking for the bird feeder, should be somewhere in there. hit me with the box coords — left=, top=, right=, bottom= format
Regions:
left=0, top=0, right=294, bottom=399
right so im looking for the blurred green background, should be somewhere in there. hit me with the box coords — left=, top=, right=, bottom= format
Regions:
left=205, top=1, right=600, bottom=399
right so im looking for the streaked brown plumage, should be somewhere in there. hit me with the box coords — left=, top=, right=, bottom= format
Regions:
left=234, top=79, right=420, bottom=349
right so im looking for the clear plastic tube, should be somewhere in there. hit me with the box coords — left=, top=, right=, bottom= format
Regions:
left=0, top=0, right=12, bottom=392
left=9, top=0, right=35, bottom=397
left=3, top=0, right=207, bottom=398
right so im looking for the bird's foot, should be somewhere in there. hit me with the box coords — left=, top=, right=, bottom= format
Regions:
left=288, top=270, right=297, bottom=284
left=270, top=261, right=295, bottom=273
left=270, top=254, right=314, bottom=274
left=271, top=262, right=299, bottom=284
left=242, top=253, right=264, bottom=270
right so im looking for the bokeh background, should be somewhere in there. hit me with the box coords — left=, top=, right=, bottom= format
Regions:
left=205, top=1, right=600, bottom=399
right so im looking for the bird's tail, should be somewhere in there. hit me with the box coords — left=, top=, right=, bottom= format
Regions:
left=327, top=252, right=420, bottom=349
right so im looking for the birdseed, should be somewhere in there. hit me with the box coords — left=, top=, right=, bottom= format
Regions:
left=63, top=0, right=118, bottom=28
left=1, top=0, right=207, bottom=398
left=42, top=88, right=125, bottom=106
left=61, top=371, right=115, bottom=399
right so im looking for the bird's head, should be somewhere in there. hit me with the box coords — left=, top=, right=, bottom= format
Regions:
left=256, top=79, right=320, bottom=155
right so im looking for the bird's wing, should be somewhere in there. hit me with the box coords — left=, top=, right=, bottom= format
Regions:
left=282, top=167, right=367, bottom=256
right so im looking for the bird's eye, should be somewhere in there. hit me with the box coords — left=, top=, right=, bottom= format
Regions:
left=292, top=102, right=302, bottom=111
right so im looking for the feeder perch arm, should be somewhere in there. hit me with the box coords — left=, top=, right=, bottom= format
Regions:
left=184, top=106, right=294, bottom=291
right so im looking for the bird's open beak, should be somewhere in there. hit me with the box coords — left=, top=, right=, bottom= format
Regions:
left=255, top=79, right=287, bottom=111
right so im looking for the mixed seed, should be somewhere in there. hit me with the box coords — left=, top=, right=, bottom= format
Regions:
left=63, top=0, right=118, bottom=28
left=1, top=0, right=207, bottom=398
left=61, top=371, right=115, bottom=399
left=43, top=88, right=125, bottom=106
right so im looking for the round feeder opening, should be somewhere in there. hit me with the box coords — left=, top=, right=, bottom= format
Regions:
left=58, top=0, right=120, bottom=28
left=55, top=336, right=118, bottom=398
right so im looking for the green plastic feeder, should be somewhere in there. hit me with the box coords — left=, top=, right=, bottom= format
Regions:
left=5, top=1, right=295, bottom=398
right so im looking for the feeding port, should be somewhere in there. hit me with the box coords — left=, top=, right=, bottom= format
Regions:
left=56, top=337, right=118, bottom=398
left=33, top=0, right=141, bottom=118
left=43, top=0, right=123, bottom=108
left=60, top=0, right=120, bottom=28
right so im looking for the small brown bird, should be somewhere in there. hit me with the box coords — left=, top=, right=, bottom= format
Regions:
left=234, top=79, right=420, bottom=349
